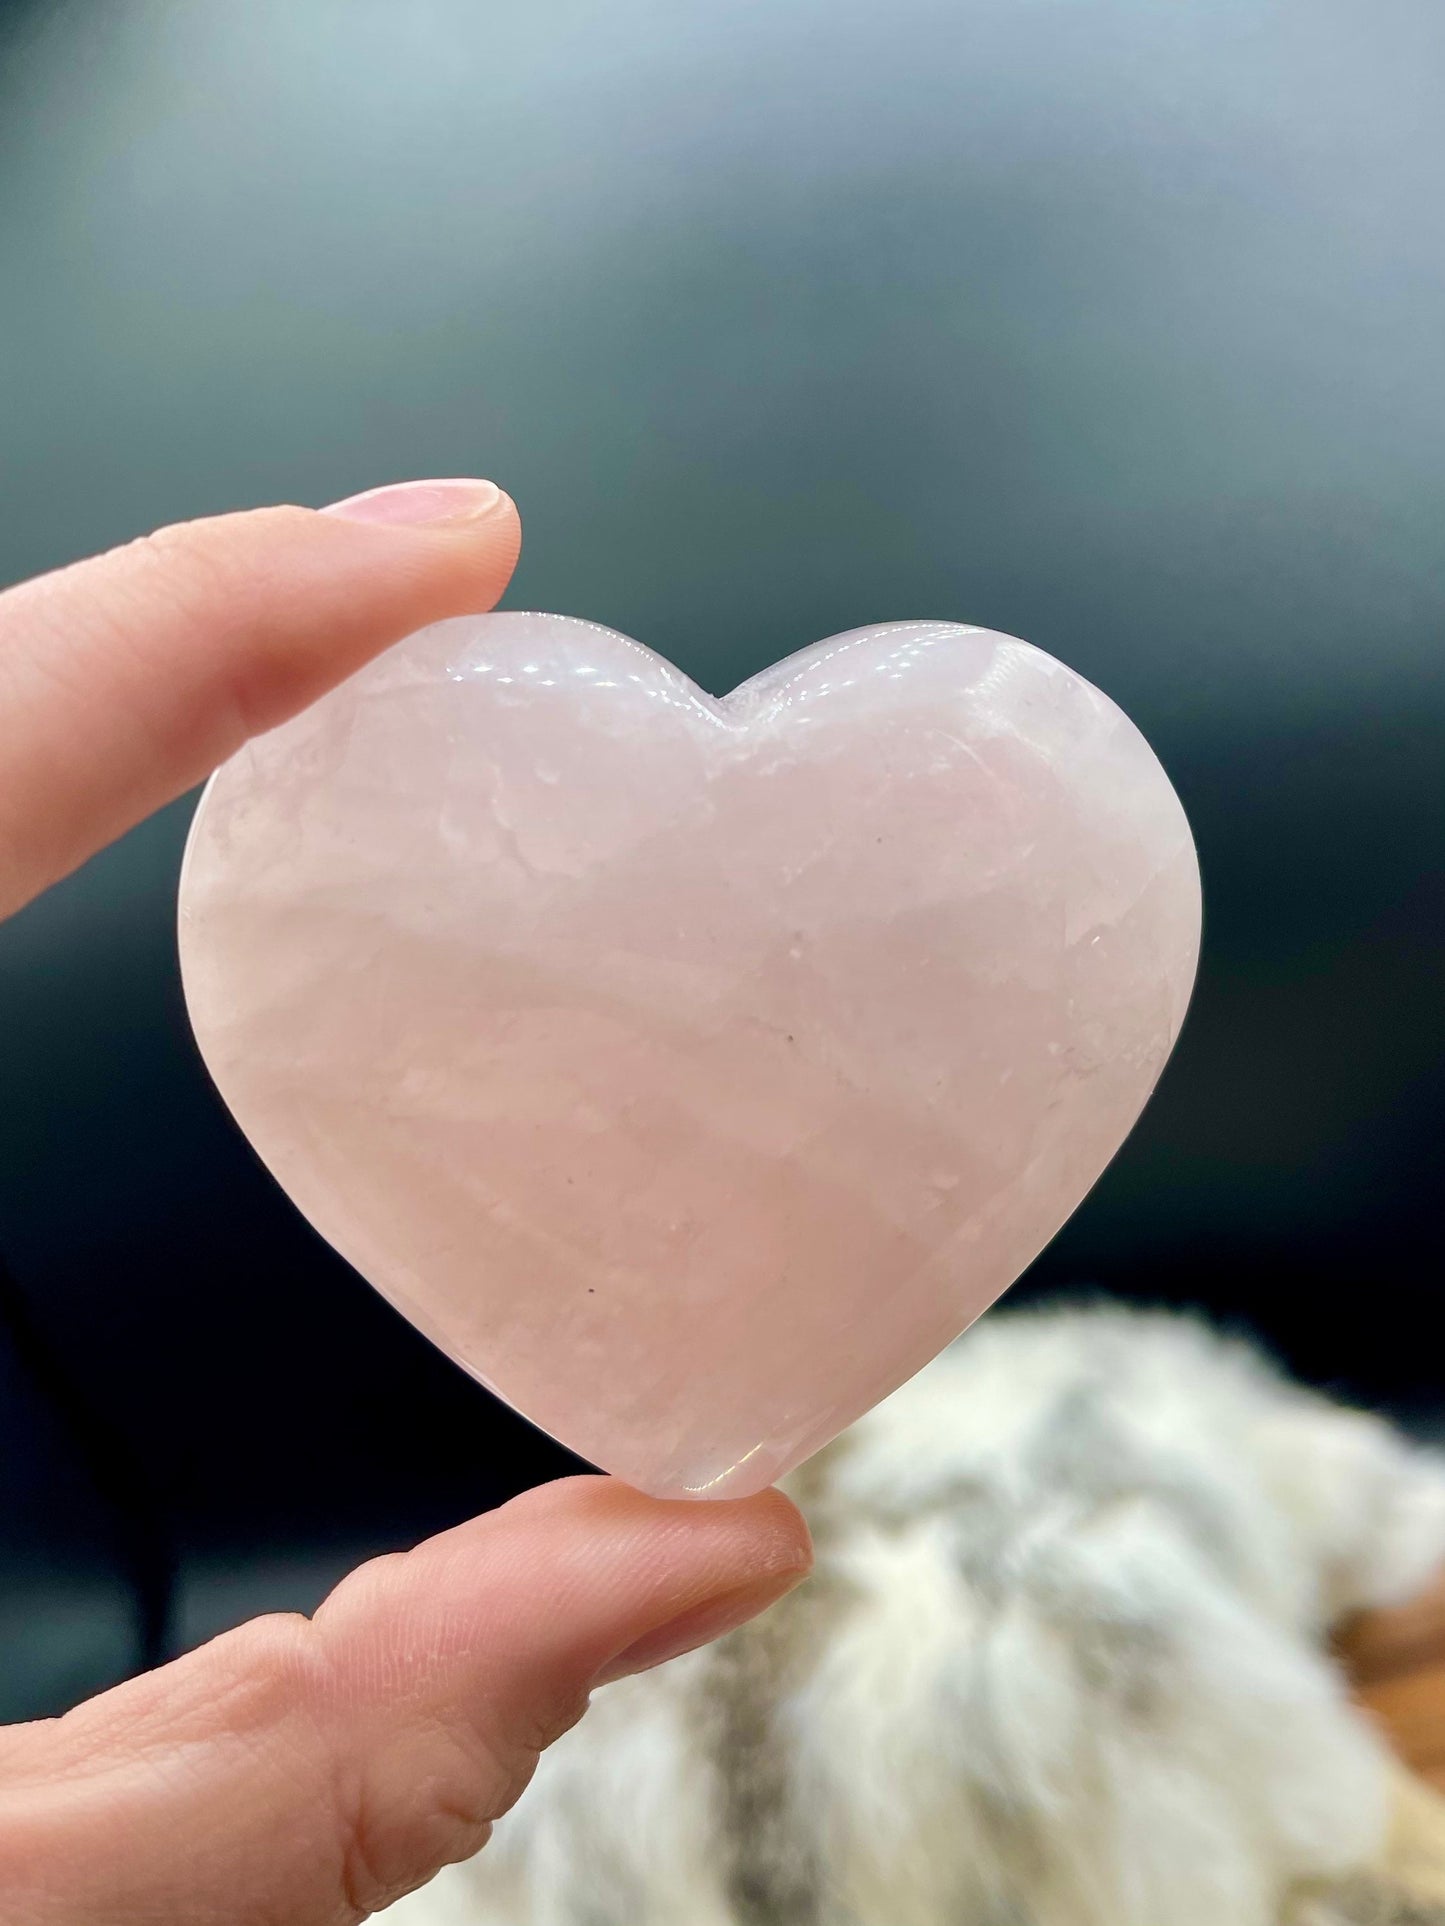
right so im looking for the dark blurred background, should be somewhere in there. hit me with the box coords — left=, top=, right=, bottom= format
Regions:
left=1, top=0, right=1442, bottom=1723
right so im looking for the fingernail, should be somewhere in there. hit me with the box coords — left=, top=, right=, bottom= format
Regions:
left=321, top=477, right=505, bottom=526
left=595, top=1574, right=804, bottom=1688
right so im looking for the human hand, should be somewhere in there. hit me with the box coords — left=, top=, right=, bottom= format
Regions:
left=0, top=479, right=812, bottom=1922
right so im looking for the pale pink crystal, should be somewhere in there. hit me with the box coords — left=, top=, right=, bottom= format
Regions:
left=178, top=617, right=1200, bottom=1498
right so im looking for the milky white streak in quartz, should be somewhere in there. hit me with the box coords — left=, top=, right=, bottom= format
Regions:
left=178, top=616, right=1200, bottom=1497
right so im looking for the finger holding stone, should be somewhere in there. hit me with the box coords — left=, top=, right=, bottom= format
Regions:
left=0, top=479, right=520, bottom=919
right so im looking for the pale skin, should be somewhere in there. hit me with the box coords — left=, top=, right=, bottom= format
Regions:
left=0, top=477, right=813, bottom=1923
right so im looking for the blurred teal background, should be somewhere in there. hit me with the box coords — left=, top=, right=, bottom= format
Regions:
left=1, top=0, right=1442, bottom=1720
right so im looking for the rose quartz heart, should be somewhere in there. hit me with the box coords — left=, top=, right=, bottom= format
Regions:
left=179, top=615, right=1200, bottom=1497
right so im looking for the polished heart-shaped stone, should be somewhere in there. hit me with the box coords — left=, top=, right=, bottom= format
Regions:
left=178, top=615, right=1200, bottom=1498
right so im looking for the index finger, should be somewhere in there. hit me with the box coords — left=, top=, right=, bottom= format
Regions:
left=0, top=478, right=520, bottom=919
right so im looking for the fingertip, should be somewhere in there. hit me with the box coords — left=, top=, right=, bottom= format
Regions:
left=320, top=477, right=507, bottom=525
left=290, top=479, right=523, bottom=616
left=309, top=476, right=522, bottom=591
left=498, top=1476, right=814, bottom=1671
left=490, top=1473, right=812, bottom=1576
left=320, top=1475, right=813, bottom=1693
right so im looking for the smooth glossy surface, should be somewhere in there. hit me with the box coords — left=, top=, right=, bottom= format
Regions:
left=179, top=616, right=1200, bottom=1497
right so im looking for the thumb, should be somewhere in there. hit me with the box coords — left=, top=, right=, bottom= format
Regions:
left=0, top=1478, right=811, bottom=1924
